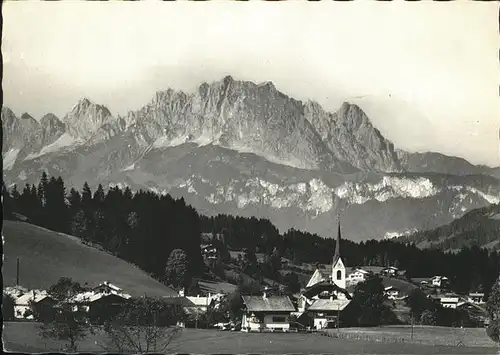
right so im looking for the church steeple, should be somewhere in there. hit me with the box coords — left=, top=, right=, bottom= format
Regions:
left=333, top=215, right=341, bottom=266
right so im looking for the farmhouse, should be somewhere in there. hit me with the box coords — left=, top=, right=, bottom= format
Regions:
left=431, top=275, right=450, bottom=288
left=384, top=286, right=400, bottom=300
left=14, top=290, right=56, bottom=319
left=468, top=292, right=485, bottom=304
left=185, top=295, right=215, bottom=314
left=346, top=268, right=370, bottom=286
left=307, top=298, right=351, bottom=330
left=241, top=292, right=296, bottom=332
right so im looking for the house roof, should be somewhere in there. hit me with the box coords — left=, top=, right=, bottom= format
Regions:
left=162, top=296, right=196, bottom=307
left=384, top=286, right=400, bottom=292
left=186, top=296, right=213, bottom=307
left=306, top=268, right=330, bottom=288
left=15, top=290, right=52, bottom=305
left=242, top=295, right=295, bottom=312
left=308, top=298, right=351, bottom=312
left=94, top=281, right=122, bottom=292
left=71, top=290, right=131, bottom=303
left=302, top=281, right=351, bottom=300
left=198, top=280, right=237, bottom=295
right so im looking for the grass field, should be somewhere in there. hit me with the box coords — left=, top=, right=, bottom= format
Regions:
left=3, top=220, right=176, bottom=298
left=326, top=325, right=496, bottom=348
left=3, top=322, right=498, bottom=354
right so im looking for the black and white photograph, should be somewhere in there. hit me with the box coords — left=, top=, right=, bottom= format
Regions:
left=2, top=1, right=500, bottom=354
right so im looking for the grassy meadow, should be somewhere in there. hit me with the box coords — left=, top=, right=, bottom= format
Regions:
left=3, top=322, right=498, bottom=354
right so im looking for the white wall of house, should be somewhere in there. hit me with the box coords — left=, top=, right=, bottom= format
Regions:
left=14, top=305, right=32, bottom=319
left=314, top=317, right=328, bottom=330
left=263, top=314, right=290, bottom=331
left=242, top=313, right=290, bottom=332
left=242, top=313, right=263, bottom=332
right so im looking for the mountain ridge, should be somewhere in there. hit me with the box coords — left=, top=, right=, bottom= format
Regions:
left=3, top=76, right=500, bottom=242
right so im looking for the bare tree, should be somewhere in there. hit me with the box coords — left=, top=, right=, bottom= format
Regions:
left=100, top=296, right=183, bottom=354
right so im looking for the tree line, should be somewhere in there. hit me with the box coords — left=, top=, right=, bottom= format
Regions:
left=3, top=173, right=500, bottom=297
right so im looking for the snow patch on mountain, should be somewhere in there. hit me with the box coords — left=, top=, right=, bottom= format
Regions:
left=24, top=133, right=77, bottom=160
left=307, top=179, right=334, bottom=215
left=335, top=176, right=440, bottom=205
left=384, top=228, right=418, bottom=240
left=3, top=148, right=20, bottom=170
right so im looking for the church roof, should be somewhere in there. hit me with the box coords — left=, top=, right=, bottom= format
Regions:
left=333, top=220, right=341, bottom=267
left=306, top=268, right=329, bottom=288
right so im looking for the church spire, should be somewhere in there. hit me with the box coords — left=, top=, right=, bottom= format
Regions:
left=333, top=214, right=341, bottom=265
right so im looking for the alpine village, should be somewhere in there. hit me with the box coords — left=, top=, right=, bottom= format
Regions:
left=3, top=171, right=500, bottom=353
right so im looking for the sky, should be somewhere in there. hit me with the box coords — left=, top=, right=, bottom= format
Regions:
left=2, top=1, right=499, bottom=167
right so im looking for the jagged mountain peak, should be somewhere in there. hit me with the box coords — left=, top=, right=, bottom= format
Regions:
left=40, top=113, right=62, bottom=125
left=20, top=112, right=36, bottom=121
left=64, top=98, right=114, bottom=140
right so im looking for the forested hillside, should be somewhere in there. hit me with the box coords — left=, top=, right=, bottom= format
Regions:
left=400, top=204, right=500, bottom=251
left=3, top=173, right=500, bottom=298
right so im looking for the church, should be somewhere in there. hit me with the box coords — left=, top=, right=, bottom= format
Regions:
left=297, top=220, right=352, bottom=330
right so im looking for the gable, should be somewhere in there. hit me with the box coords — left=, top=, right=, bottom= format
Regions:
left=333, top=257, right=345, bottom=270
left=306, top=269, right=327, bottom=288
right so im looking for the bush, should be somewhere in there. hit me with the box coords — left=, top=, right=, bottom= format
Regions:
left=3, top=294, right=15, bottom=321
left=486, top=319, right=500, bottom=343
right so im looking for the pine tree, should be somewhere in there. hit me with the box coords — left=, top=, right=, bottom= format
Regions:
left=486, top=274, right=500, bottom=343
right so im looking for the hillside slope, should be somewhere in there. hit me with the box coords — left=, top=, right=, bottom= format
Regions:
left=399, top=204, right=500, bottom=251
left=2, top=220, right=177, bottom=297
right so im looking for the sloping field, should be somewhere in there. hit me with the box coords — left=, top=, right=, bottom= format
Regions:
left=2, top=220, right=176, bottom=298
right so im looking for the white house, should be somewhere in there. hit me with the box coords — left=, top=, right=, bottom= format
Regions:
left=431, top=276, right=450, bottom=288
left=384, top=286, right=400, bottom=300
left=307, top=298, right=351, bottom=330
left=241, top=293, right=295, bottom=332
left=14, top=290, right=55, bottom=319
left=185, top=295, right=215, bottom=314
left=382, top=266, right=400, bottom=277
left=468, top=292, right=485, bottom=305
left=347, top=269, right=370, bottom=286
left=440, top=297, right=460, bottom=309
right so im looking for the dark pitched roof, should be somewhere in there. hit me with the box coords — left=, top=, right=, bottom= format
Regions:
left=242, top=295, right=295, bottom=312
left=333, top=221, right=341, bottom=267
left=308, top=298, right=351, bottom=312
left=303, top=281, right=342, bottom=298
left=162, top=296, right=196, bottom=307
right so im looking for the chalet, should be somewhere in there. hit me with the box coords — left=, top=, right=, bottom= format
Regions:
left=431, top=276, right=450, bottom=288
left=439, top=293, right=463, bottom=309
left=468, top=292, right=485, bottom=305
left=14, top=290, right=56, bottom=320
left=185, top=295, right=215, bottom=314
left=308, top=298, right=351, bottom=330
left=384, top=286, right=400, bottom=300
left=346, top=268, right=370, bottom=286
left=201, top=244, right=218, bottom=260
left=241, top=292, right=296, bottom=332
left=71, top=289, right=132, bottom=322
left=382, top=266, right=399, bottom=277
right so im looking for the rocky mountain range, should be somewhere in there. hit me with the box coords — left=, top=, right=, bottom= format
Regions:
left=3, top=76, right=500, bottom=242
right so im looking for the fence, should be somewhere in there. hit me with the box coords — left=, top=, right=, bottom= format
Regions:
left=317, top=327, right=472, bottom=347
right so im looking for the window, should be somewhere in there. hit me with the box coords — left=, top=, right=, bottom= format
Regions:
left=272, top=316, right=286, bottom=323
left=337, top=270, right=342, bottom=280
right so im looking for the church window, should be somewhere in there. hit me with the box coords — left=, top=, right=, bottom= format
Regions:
left=337, top=270, right=342, bottom=280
